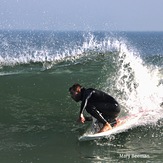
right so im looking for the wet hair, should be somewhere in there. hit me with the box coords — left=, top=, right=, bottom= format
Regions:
left=69, top=83, right=82, bottom=92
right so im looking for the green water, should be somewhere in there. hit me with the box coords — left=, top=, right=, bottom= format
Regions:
left=0, top=62, right=162, bottom=163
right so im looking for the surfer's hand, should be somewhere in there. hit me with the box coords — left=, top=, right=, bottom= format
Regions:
left=80, top=116, right=85, bottom=123
left=78, top=114, right=85, bottom=123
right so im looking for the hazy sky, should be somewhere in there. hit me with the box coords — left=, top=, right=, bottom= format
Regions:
left=0, top=0, right=163, bottom=31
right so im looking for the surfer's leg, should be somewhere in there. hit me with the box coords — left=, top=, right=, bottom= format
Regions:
left=86, top=105, right=112, bottom=133
left=86, top=105, right=108, bottom=124
left=107, top=117, right=117, bottom=127
left=98, top=122, right=112, bottom=133
left=97, top=103, right=120, bottom=115
left=97, top=104, right=121, bottom=132
left=96, top=103, right=120, bottom=124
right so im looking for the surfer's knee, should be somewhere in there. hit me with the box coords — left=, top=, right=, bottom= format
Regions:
left=115, top=103, right=121, bottom=113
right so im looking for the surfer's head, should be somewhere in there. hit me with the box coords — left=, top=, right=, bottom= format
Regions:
left=69, top=83, right=82, bottom=102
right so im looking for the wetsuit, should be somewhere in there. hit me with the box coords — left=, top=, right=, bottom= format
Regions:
left=80, top=88, right=120, bottom=126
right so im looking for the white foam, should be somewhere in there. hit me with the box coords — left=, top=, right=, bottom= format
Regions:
left=103, top=39, right=163, bottom=125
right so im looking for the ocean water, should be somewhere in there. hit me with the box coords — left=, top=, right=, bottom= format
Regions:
left=0, top=30, right=162, bottom=163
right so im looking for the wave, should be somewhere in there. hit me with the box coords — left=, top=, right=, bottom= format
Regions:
left=0, top=31, right=162, bottom=126
left=99, top=39, right=163, bottom=128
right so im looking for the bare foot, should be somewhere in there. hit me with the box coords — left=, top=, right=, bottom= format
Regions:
left=98, top=122, right=112, bottom=133
left=114, top=119, right=127, bottom=127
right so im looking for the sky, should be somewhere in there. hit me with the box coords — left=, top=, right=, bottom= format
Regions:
left=0, top=0, right=163, bottom=31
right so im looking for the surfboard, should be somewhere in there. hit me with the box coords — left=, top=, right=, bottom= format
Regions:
left=79, top=114, right=142, bottom=141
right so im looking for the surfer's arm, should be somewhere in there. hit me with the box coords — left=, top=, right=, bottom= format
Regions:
left=79, top=103, right=86, bottom=123
left=79, top=90, right=94, bottom=123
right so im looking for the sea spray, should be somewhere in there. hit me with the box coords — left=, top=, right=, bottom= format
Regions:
left=101, top=38, right=163, bottom=126
left=0, top=31, right=120, bottom=69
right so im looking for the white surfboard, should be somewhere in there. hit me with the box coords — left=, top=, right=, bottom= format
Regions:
left=79, top=114, right=142, bottom=141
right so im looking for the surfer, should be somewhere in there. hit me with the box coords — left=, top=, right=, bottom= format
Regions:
left=69, top=83, right=121, bottom=133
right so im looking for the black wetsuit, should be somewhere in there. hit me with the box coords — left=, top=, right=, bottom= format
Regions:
left=80, top=88, right=120, bottom=126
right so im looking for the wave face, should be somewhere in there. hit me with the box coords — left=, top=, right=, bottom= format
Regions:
left=0, top=30, right=162, bottom=162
